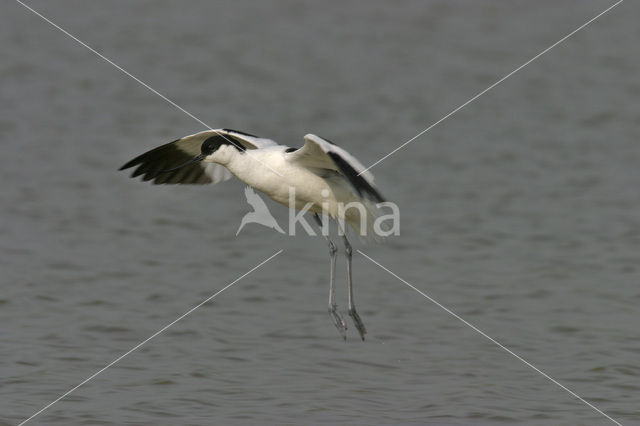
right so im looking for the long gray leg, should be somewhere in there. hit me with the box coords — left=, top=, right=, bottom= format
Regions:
left=313, top=214, right=347, bottom=340
left=343, top=234, right=367, bottom=340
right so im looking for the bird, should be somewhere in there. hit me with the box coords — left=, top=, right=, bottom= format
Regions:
left=236, top=186, right=285, bottom=236
left=119, top=128, right=386, bottom=340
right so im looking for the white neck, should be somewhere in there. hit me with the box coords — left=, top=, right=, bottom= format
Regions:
left=205, top=144, right=243, bottom=166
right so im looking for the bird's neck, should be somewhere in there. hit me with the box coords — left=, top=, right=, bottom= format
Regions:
left=224, top=149, right=283, bottom=196
left=209, top=145, right=243, bottom=166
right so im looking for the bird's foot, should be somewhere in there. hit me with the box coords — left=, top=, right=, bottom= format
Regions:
left=348, top=308, right=367, bottom=341
left=328, top=304, right=347, bottom=340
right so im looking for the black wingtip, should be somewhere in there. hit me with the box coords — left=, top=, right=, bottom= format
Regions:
left=118, top=161, right=134, bottom=171
left=118, top=158, right=139, bottom=171
left=327, top=152, right=385, bottom=203
left=119, top=137, right=182, bottom=173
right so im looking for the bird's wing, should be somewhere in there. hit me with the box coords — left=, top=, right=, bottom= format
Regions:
left=119, top=129, right=276, bottom=185
left=286, top=134, right=384, bottom=202
left=217, top=128, right=279, bottom=150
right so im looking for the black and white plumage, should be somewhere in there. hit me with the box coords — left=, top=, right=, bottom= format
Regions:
left=120, top=128, right=386, bottom=340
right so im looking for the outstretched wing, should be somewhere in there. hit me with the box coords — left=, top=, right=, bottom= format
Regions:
left=217, top=128, right=278, bottom=150
left=286, top=134, right=384, bottom=202
left=119, top=129, right=277, bottom=185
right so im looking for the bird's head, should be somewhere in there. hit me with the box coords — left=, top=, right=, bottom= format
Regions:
left=162, top=135, right=245, bottom=172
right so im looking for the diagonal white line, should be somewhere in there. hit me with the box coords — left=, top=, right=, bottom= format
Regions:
left=359, top=0, right=624, bottom=175
left=14, top=0, right=283, bottom=177
left=18, top=249, right=283, bottom=426
left=357, top=250, right=623, bottom=426
left=14, top=0, right=211, bottom=129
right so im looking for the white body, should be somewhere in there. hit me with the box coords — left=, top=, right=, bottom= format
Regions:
left=216, top=145, right=369, bottom=226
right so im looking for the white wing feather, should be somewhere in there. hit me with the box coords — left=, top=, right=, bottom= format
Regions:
left=288, top=134, right=375, bottom=182
left=285, top=134, right=384, bottom=202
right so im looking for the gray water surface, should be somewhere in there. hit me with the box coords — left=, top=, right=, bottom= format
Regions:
left=2, top=1, right=639, bottom=425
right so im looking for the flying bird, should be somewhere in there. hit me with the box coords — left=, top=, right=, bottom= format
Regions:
left=120, top=128, right=386, bottom=340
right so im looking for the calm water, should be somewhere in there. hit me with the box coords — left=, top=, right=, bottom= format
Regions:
left=2, top=1, right=639, bottom=425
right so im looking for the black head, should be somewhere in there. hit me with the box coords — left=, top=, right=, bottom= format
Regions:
left=157, top=134, right=246, bottom=174
left=201, top=135, right=245, bottom=155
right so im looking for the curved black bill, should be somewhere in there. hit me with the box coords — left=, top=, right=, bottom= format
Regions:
left=160, top=154, right=206, bottom=173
